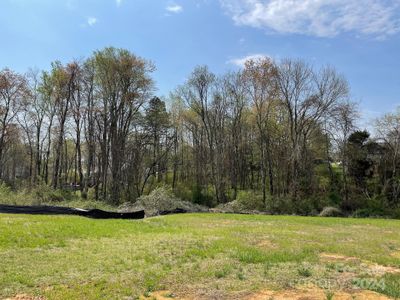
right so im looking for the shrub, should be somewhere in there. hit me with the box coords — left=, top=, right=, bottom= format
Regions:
left=389, top=207, right=400, bottom=219
left=214, top=191, right=266, bottom=214
left=33, top=184, right=65, bottom=202
left=294, top=197, right=318, bottom=215
left=173, top=183, right=192, bottom=202
left=0, top=181, right=87, bottom=206
left=0, top=182, right=12, bottom=195
left=235, top=190, right=265, bottom=211
left=192, top=184, right=215, bottom=207
left=328, top=191, right=341, bottom=206
left=267, top=196, right=295, bottom=215
left=0, top=182, right=37, bottom=205
left=0, top=182, right=17, bottom=204
left=297, top=265, right=312, bottom=277
left=319, top=206, right=344, bottom=217
left=352, top=195, right=388, bottom=218
left=367, top=194, right=388, bottom=214
left=352, top=208, right=386, bottom=218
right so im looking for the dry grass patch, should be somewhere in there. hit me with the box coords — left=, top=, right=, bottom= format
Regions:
left=390, top=251, right=400, bottom=258
left=140, top=290, right=183, bottom=299
left=246, top=287, right=392, bottom=300
left=3, top=295, right=45, bottom=300
left=319, top=253, right=360, bottom=263
left=320, top=252, right=400, bottom=276
left=367, top=264, right=400, bottom=276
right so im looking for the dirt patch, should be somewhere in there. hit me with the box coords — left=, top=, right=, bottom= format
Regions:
left=256, top=239, right=277, bottom=249
left=246, top=288, right=391, bottom=300
left=3, top=295, right=44, bottom=300
left=140, top=290, right=190, bottom=300
left=368, top=264, right=400, bottom=276
left=320, top=252, right=400, bottom=276
left=333, top=271, right=358, bottom=285
left=319, top=253, right=360, bottom=263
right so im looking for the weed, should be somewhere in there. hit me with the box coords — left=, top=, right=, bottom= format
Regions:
left=297, top=265, right=312, bottom=277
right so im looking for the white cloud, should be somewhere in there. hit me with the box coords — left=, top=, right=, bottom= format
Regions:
left=116, top=0, right=122, bottom=7
left=87, top=17, right=97, bottom=26
left=166, top=3, right=183, bottom=13
left=228, top=53, right=270, bottom=67
left=220, top=0, right=400, bottom=39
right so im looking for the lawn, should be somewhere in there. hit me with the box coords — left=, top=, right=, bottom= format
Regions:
left=1, top=213, right=400, bottom=299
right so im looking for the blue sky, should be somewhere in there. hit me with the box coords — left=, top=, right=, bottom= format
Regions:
left=1, top=0, right=399, bottom=125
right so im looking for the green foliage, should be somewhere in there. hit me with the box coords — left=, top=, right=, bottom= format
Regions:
left=4, top=50, right=400, bottom=220
left=0, top=182, right=12, bottom=197
left=314, top=163, right=337, bottom=193
left=352, top=195, right=388, bottom=218
left=297, top=265, right=312, bottom=277
left=172, top=183, right=193, bottom=202
left=214, top=190, right=265, bottom=213
left=389, top=207, right=400, bottom=219
left=191, top=185, right=215, bottom=207
left=237, top=272, right=245, bottom=281
left=235, top=190, right=265, bottom=211
left=267, top=196, right=296, bottom=215
left=295, top=196, right=327, bottom=215
left=145, top=97, right=170, bottom=132
left=372, top=274, right=400, bottom=298
left=340, top=190, right=365, bottom=212
left=325, top=291, right=334, bottom=300
left=347, top=131, right=375, bottom=189
left=236, top=247, right=269, bottom=264
left=214, top=266, right=231, bottom=279
left=267, top=195, right=330, bottom=216
left=0, top=182, right=113, bottom=210
left=33, top=184, right=71, bottom=203
left=328, top=191, right=341, bottom=206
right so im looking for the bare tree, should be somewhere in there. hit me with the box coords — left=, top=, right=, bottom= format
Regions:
left=51, top=62, right=77, bottom=189
left=329, top=101, right=358, bottom=204
left=276, top=59, right=349, bottom=199
left=82, top=59, right=96, bottom=199
left=375, top=109, right=400, bottom=204
left=27, top=69, right=47, bottom=184
left=183, top=66, right=229, bottom=203
left=0, top=69, right=27, bottom=179
left=243, top=58, right=278, bottom=204
left=223, top=71, right=247, bottom=199
left=93, top=47, right=154, bottom=203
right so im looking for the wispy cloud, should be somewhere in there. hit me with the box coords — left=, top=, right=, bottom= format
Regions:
left=166, top=3, right=183, bottom=13
left=116, top=0, right=122, bottom=7
left=220, top=0, right=400, bottom=39
left=228, top=54, right=270, bottom=67
left=87, top=17, right=97, bottom=27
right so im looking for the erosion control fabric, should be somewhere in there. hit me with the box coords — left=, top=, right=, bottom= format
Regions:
left=0, top=204, right=145, bottom=219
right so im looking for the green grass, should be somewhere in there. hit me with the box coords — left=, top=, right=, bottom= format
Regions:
left=0, top=213, right=400, bottom=299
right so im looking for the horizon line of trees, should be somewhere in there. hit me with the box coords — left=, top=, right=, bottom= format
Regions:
left=1, top=47, right=399, bottom=215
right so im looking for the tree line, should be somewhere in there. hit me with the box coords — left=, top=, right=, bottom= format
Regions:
left=0, top=47, right=399, bottom=216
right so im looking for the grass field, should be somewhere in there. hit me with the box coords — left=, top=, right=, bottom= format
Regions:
left=1, top=213, right=400, bottom=299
